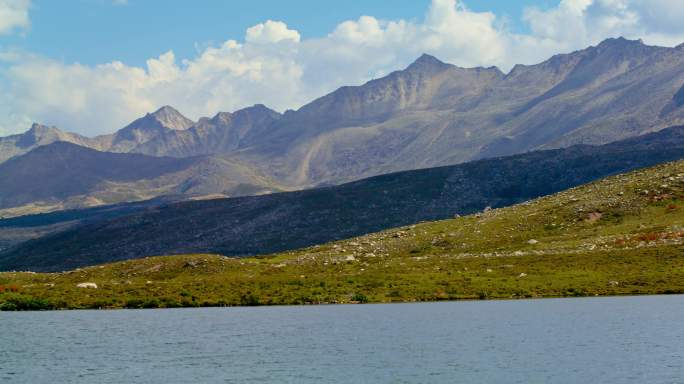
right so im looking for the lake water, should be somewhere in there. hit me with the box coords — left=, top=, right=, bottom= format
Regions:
left=1, top=295, right=683, bottom=383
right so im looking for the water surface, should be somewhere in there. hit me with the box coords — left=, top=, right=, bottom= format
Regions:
left=2, top=295, right=683, bottom=383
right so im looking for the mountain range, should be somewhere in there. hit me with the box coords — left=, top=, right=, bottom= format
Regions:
left=3, top=37, right=684, bottom=217
left=3, top=124, right=684, bottom=272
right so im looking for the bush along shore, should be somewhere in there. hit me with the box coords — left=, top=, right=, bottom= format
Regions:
left=2, top=160, right=684, bottom=310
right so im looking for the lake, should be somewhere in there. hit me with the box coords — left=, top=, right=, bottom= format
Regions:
left=1, top=295, right=683, bottom=383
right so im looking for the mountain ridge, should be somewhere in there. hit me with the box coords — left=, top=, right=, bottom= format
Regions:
left=3, top=37, right=684, bottom=207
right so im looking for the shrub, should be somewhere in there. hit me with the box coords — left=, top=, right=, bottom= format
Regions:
left=142, top=299, right=160, bottom=309
left=159, top=297, right=181, bottom=308
left=240, top=293, right=261, bottom=306
left=181, top=299, right=199, bottom=307
left=125, top=299, right=144, bottom=308
left=351, top=293, right=368, bottom=303
left=0, top=295, right=53, bottom=311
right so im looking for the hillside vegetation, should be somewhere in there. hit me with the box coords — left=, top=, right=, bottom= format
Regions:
left=1, top=160, right=683, bottom=310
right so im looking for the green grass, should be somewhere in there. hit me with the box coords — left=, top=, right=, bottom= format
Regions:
left=2, top=160, right=684, bottom=310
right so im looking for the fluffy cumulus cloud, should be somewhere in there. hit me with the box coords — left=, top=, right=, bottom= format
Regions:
left=246, top=20, right=301, bottom=44
left=0, top=0, right=30, bottom=35
left=3, top=0, right=684, bottom=136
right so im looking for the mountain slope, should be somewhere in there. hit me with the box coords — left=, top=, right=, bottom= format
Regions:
left=131, top=104, right=282, bottom=157
left=0, top=124, right=97, bottom=164
left=4, top=125, right=684, bottom=272
left=0, top=142, right=284, bottom=217
left=92, top=105, right=195, bottom=153
left=0, top=106, right=195, bottom=165
left=2, top=156, right=683, bottom=308
left=231, top=38, right=684, bottom=186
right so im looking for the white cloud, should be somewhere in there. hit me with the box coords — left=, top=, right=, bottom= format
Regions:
left=246, top=20, right=301, bottom=44
left=3, top=0, right=684, bottom=136
left=0, top=0, right=29, bottom=35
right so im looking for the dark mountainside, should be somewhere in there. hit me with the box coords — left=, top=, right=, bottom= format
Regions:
left=0, top=198, right=174, bottom=253
left=4, top=125, right=684, bottom=272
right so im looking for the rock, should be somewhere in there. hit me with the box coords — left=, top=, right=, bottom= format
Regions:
left=587, top=212, right=603, bottom=223
left=518, top=273, right=527, bottom=278
left=609, top=280, right=620, bottom=286
left=76, top=282, right=98, bottom=289
left=345, top=255, right=356, bottom=262
left=527, top=239, right=539, bottom=245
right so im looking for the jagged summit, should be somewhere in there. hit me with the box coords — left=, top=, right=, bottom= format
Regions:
left=232, top=104, right=281, bottom=118
left=18, top=124, right=69, bottom=148
left=24, top=123, right=61, bottom=138
left=147, top=105, right=194, bottom=131
left=406, top=53, right=452, bottom=73
left=595, top=36, right=644, bottom=49
left=209, top=104, right=280, bottom=124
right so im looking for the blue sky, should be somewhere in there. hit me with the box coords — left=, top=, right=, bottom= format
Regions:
left=5, top=0, right=556, bottom=67
left=1, top=0, right=684, bottom=136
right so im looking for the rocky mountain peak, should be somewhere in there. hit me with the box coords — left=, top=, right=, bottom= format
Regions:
left=22, top=123, right=63, bottom=143
left=234, top=104, right=280, bottom=118
left=148, top=106, right=194, bottom=130
left=27, top=123, right=59, bottom=135
left=595, top=36, right=643, bottom=49
left=405, top=53, right=452, bottom=73
left=8, top=123, right=65, bottom=149
left=211, top=112, right=233, bottom=125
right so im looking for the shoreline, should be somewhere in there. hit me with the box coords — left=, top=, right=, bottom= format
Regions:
left=2, top=290, right=683, bottom=312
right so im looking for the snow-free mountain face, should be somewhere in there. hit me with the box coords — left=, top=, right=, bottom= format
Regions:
left=0, top=141, right=284, bottom=217
left=0, top=123, right=96, bottom=164
left=232, top=37, right=684, bottom=187
left=130, top=104, right=282, bottom=157
left=3, top=37, right=684, bottom=204
left=0, top=106, right=197, bottom=165
left=92, top=105, right=195, bottom=153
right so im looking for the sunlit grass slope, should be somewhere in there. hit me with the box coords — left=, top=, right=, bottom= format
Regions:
left=1, top=160, right=684, bottom=310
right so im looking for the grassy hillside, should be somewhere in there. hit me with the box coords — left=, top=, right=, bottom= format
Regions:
left=1, top=160, right=683, bottom=310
